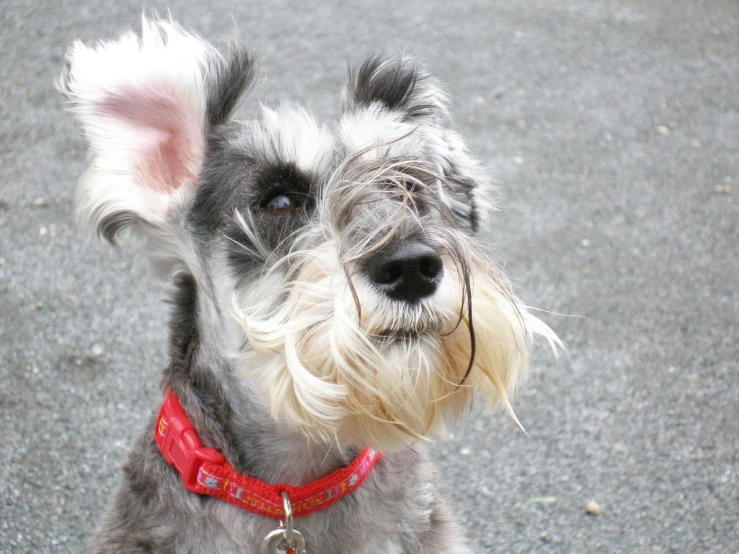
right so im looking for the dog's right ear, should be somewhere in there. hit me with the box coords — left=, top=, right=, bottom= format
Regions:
left=59, top=17, right=255, bottom=248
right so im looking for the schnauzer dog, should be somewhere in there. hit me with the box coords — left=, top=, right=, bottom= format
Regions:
left=60, top=17, right=559, bottom=554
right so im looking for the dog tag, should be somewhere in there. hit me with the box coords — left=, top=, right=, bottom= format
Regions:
left=261, top=527, right=306, bottom=554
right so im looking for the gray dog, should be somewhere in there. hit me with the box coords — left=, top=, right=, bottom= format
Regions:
left=59, top=16, right=559, bottom=554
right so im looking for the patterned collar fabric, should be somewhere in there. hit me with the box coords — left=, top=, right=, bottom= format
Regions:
left=154, top=390, right=382, bottom=520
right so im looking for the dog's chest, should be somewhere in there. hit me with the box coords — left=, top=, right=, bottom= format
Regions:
left=205, top=501, right=407, bottom=554
left=188, top=455, right=437, bottom=554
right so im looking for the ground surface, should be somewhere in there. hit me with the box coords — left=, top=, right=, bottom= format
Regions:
left=1, top=1, right=737, bottom=553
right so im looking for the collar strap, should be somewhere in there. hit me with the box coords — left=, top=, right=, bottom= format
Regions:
left=154, top=391, right=381, bottom=520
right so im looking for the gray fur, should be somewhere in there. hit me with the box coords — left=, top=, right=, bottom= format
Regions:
left=89, top=275, right=471, bottom=554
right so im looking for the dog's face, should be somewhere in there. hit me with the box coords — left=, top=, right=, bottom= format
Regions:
left=61, top=18, right=558, bottom=451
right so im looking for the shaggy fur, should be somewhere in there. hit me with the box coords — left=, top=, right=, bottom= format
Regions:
left=60, top=16, right=559, bottom=554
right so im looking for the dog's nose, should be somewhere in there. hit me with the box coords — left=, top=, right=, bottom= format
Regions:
left=365, top=241, right=443, bottom=303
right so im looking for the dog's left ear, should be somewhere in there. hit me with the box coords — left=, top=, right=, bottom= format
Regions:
left=343, top=55, right=495, bottom=233
left=59, top=17, right=255, bottom=252
left=342, top=54, right=449, bottom=123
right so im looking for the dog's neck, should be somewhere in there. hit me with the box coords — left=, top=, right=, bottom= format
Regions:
left=160, top=273, right=353, bottom=486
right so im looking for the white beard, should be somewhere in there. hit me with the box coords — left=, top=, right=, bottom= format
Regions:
left=231, top=238, right=561, bottom=451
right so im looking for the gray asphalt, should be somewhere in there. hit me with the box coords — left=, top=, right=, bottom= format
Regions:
left=1, top=1, right=737, bottom=553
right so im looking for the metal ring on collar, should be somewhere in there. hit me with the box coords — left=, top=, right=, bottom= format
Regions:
left=281, top=491, right=294, bottom=540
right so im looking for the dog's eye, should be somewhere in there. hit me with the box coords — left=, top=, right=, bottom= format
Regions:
left=264, top=194, right=298, bottom=217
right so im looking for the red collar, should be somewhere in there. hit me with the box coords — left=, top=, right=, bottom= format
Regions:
left=154, top=391, right=381, bottom=520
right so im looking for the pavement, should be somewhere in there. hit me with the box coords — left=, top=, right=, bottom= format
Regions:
left=0, top=0, right=736, bottom=552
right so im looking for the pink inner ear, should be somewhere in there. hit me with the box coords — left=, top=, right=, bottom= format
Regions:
left=101, top=83, right=203, bottom=194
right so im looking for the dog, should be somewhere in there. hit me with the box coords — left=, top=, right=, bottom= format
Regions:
left=59, top=16, right=560, bottom=554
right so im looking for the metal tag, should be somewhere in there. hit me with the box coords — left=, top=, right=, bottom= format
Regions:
left=260, top=528, right=306, bottom=554
left=261, top=492, right=307, bottom=554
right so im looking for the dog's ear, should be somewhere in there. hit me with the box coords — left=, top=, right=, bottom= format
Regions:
left=343, top=55, right=495, bottom=233
left=59, top=17, right=256, bottom=246
left=342, top=54, right=449, bottom=123
left=426, top=128, right=497, bottom=234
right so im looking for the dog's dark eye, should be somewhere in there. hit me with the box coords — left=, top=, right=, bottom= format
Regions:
left=265, top=194, right=297, bottom=217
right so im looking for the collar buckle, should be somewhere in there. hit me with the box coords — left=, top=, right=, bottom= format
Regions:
left=154, top=391, right=225, bottom=492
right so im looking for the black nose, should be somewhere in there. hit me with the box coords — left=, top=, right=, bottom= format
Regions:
left=365, top=241, right=443, bottom=303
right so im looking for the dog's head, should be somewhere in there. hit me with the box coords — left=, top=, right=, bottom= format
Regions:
left=61, top=17, right=559, bottom=451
